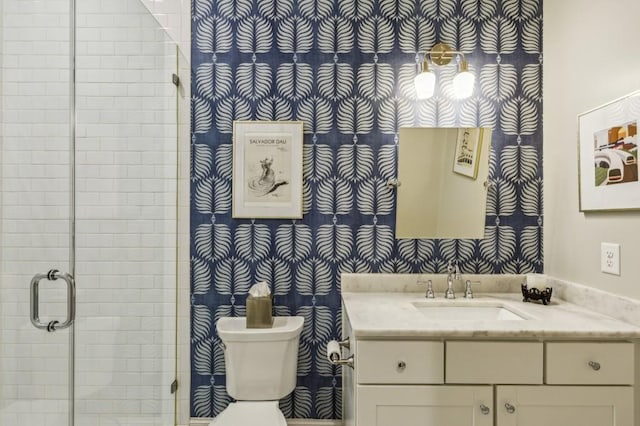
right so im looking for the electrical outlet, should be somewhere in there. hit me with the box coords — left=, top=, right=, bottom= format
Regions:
left=601, top=242, right=620, bottom=275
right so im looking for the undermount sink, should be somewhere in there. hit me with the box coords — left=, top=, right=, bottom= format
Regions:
left=412, top=301, right=527, bottom=321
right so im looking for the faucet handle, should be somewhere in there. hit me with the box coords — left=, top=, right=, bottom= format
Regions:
left=417, top=279, right=435, bottom=298
left=464, top=280, right=480, bottom=299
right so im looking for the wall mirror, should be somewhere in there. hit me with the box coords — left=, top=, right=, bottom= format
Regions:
left=395, top=127, right=492, bottom=239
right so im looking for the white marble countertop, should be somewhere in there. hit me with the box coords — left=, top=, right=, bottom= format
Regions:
left=342, top=291, right=640, bottom=340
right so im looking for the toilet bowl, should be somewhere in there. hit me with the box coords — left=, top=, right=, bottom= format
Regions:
left=210, top=316, right=304, bottom=426
left=210, top=401, right=286, bottom=425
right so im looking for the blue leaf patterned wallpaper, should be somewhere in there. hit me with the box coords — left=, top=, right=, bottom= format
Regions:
left=190, top=0, right=543, bottom=419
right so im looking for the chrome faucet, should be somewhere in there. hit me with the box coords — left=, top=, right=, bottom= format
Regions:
left=464, top=280, right=473, bottom=298
left=464, top=280, right=481, bottom=299
left=417, top=278, right=434, bottom=298
left=445, top=261, right=459, bottom=299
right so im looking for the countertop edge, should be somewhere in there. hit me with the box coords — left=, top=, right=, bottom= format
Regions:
left=350, top=329, right=640, bottom=340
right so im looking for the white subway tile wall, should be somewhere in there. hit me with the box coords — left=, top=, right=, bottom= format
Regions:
left=0, top=0, right=181, bottom=424
left=138, top=0, right=190, bottom=56
left=75, top=0, right=177, bottom=424
left=1, top=0, right=72, bottom=424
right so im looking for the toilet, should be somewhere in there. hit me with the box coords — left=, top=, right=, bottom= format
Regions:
left=211, top=316, right=305, bottom=426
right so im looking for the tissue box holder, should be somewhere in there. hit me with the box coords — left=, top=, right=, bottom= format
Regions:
left=246, top=295, right=273, bottom=328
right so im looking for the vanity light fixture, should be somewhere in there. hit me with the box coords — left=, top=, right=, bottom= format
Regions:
left=414, top=42, right=475, bottom=100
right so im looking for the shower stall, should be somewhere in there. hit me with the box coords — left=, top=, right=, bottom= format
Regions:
left=0, top=0, right=184, bottom=424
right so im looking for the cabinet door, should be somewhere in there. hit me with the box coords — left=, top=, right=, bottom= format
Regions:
left=496, top=386, right=633, bottom=426
left=357, top=385, right=492, bottom=426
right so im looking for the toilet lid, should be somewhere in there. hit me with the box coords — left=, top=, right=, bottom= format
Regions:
left=210, top=401, right=287, bottom=426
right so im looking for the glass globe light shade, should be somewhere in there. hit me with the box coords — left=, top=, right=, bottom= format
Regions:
left=414, top=69, right=436, bottom=100
left=453, top=60, right=474, bottom=99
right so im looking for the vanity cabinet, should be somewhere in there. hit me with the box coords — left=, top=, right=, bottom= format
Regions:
left=342, top=334, right=634, bottom=426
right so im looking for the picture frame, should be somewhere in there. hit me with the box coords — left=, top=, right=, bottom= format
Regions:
left=232, top=120, right=304, bottom=219
left=452, top=127, right=483, bottom=179
left=578, top=91, right=640, bottom=211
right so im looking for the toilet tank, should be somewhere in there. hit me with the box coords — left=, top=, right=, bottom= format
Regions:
left=217, top=316, right=304, bottom=401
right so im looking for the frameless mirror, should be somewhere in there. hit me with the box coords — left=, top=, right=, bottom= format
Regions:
left=395, top=127, right=492, bottom=239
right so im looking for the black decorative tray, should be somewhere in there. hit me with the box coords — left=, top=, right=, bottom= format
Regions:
left=521, top=284, right=552, bottom=305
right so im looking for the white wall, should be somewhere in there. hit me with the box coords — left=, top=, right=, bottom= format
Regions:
left=544, top=0, right=640, bottom=299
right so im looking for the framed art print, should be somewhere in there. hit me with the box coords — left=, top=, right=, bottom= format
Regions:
left=453, top=127, right=484, bottom=179
left=232, top=120, right=304, bottom=219
left=578, top=91, right=640, bottom=211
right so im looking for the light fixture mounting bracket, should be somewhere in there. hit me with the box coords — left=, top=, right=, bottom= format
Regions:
left=429, top=42, right=454, bottom=66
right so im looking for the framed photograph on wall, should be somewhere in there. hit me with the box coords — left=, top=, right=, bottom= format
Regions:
left=232, top=120, right=304, bottom=219
left=452, top=127, right=484, bottom=179
left=578, top=91, right=640, bottom=211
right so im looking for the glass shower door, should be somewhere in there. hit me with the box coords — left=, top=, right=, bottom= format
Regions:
left=0, top=0, right=178, bottom=424
left=0, top=0, right=74, bottom=424
left=73, top=0, right=178, bottom=425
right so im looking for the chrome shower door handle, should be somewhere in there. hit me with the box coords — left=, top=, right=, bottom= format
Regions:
left=30, top=269, right=76, bottom=332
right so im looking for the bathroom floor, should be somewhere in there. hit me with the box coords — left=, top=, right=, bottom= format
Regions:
left=2, top=400, right=168, bottom=426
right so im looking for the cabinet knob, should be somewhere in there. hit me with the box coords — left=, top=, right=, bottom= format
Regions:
left=588, top=361, right=601, bottom=371
left=396, top=360, right=406, bottom=371
left=505, top=403, right=516, bottom=414
left=480, top=404, right=490, bottom=415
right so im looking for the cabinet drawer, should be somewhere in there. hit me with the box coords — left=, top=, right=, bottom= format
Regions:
left=446, top=341, right=543, bottom=384
left=357, top=341, right=444, bottom=384
left=546, top=342, right=634, bottom=385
